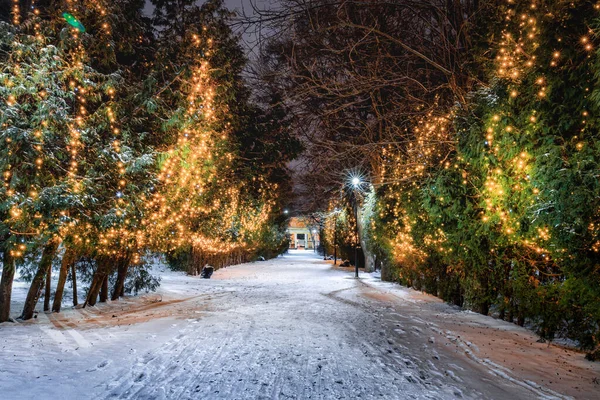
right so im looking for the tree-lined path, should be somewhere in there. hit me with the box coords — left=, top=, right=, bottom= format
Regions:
left=3, top=1, right=600, bottom=398
left=1, top=251, right=596, bottom=399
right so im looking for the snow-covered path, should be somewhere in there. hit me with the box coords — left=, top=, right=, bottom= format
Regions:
left=1, top=251, right=598, bottom=399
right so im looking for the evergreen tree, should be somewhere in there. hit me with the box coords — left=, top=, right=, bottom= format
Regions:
left=0, top=0, right=297, bottom=321
left=0, top=16, right=87, bottom=320
left=1, top=0, right=159, bottom=317
left=147, top=0, right=296, bottom=272
left=369, top=0, right=600, bottom=355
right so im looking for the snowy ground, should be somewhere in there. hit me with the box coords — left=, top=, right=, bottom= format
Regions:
left=0, top=250, right=598, bottom=399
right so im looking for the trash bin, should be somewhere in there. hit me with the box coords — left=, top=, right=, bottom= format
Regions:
left=200, top=265, right=214, bottom=279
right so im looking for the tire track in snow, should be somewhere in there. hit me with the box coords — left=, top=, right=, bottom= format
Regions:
left=104, top=306, right=246, bottom=399
left=324, top=286, right=464, bottom=399
left=38, top=312, right=92, bottom=353
left=172, top=314, right=249, bottom=399
left=96, top=253, right=561, bottom=399
left=429, top=327, right=572, bottom=400
left=355, top=278, right=575, bottom=399
left=107, top=326, right=206, bottom=398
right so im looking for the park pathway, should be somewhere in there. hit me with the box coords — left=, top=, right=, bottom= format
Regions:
left=1, top=251, right=597, bottom=399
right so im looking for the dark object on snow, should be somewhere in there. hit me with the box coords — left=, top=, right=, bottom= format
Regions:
left=340, top=260, right=351, bottom=267
left=585, top=349, right=600, bottom=362
left=200, top=265, right=214, bottom=279
left=257, top=256, right=265, bottom=261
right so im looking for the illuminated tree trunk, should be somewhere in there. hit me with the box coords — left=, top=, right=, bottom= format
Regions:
left=43, top=260, right=51, bottom=311
left=111, top=258, right=129, bottom=301
left=21, top=238, right=60, bottom=320
left=356, top=206, right=374, bottom=272
left=99, top=275, right=109, bottom=303
left=71, top=262, right=78, bottom=307
left=380, top=263, right=390, bottom=281
left=85, top=257, right=111, bottom=307
left=52, top=248, right=76, bottom=313
left=0, top=249, right=15, bottom=322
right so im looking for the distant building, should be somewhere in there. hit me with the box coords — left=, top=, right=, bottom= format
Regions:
left=287, top=217, right=320, bottom=250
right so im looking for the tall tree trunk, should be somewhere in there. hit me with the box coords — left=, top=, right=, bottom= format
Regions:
left=43, top=259, right=52, bottom=312
left=52, top=248, right=76, bottom=313
left=21, top=238, right=60, bottom=320
left=99, top=275, right=109, bottom=303
left=356, top=202, right=375, bottom=272
left=84, top=257, right=111, bottom=307
left=71, top=261, right=78, bottom=307
left=111, top=258, right=129, bottom=301
left=452, top=280, right=464, bottom=307
left=0, top=249, right=16, bottom=322
left=380, top=261, right=391, bottom=282
left=85, top=266, right=103, bottom=307
left=480, top=300, right=490, bottom=316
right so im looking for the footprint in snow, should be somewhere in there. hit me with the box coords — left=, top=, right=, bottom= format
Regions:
left=86, top=360, right=111, bottom=372
left=134, top=372, right=146, bottom=383
left=153, top=387, right=167, bottom=400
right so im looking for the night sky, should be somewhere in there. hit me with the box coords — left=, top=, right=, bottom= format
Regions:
left=143, top=0, right=270, bottom=52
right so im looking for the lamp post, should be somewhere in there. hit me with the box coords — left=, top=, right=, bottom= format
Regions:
left=283, top=209, right=290, bottom=250
left=312, top=229, right=317, bottom=253
left=354, top=231, right=359, bottom=278
left=350, top=176, right=362, bottom=278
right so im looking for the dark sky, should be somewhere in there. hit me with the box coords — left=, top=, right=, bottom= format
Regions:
left=143, top=0, right=272, bottom=54
left=223, top=0, right=259, bottom=15
left=143, top=0, right=260, bottom=15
